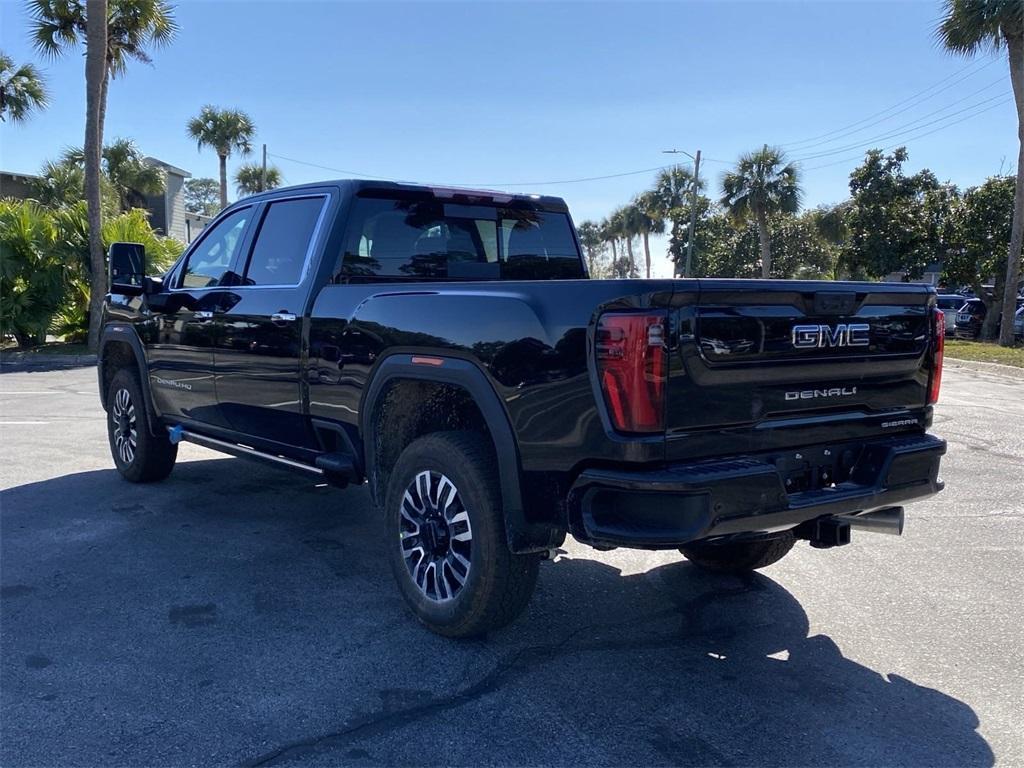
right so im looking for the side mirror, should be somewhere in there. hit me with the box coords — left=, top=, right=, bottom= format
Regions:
left=108, top=242, right=146, bottom=296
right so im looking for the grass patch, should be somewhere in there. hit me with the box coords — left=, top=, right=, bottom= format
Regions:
left=945, top=339, right=1024, bottom=368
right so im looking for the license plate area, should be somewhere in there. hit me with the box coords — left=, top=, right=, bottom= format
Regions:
left=773, top=444, right=864, bottom=494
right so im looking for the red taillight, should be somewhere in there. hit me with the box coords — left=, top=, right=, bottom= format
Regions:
left=928, top=306, right=944, bottom=405
left=596, top=312, right=667, bottom=433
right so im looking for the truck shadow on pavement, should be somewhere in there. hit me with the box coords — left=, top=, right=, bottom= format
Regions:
left=1, top=458, right=994, bottom=767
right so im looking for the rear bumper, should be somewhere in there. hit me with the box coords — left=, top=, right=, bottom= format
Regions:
left=567, top=433, right=945, bottom=549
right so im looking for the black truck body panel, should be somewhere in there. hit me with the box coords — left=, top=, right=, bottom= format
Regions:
left=100, top=179, right=945, bottom=554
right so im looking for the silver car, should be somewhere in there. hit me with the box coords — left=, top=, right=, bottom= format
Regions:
left=937, top=295, right=966, bottom=336
left=1014, top=305, right=1023, bottom=340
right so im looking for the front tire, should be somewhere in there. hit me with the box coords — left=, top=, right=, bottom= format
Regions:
left=384, top=431, right=539, bottom=638
left=106, top=368, right=177, bottom=483
left=680, top=533, right=796, bottom=573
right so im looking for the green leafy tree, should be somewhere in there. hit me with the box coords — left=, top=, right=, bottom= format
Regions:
left=29, top=0, right=176, bottom=350
left=183, top=177, right=220, bottom=217
left=939, top=0, right=1023, bottom=346
left=0, top=51, right=48, bottom=123
left=187, top=105, right=256, bottom=209
left=0, top=200, right=66, bottom=347
left=575, top=220, right=608, bottom=277
left=844, top=148, right=945, bottom=280
left=700, top=211, right=835, bottom=280
left=234, top=163, right=282, bottom=197
left=720, top=146, right=801, bottom=279
left=943, top=176, right=1016, bottom=339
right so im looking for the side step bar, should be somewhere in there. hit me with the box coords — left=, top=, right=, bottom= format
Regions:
left=168, top=426, right=357, bottom=484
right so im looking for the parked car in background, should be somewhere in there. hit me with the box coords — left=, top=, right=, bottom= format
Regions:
left=937, top=295, right=965, bottom=335
left=955, top=297, right=1024, bottom=339
left=1014, top=305, right=1024, bottom=340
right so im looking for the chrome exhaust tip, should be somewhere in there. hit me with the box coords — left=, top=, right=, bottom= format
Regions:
left=837, top=506, right=904, bottom=536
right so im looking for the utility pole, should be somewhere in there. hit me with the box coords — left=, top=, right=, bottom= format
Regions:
left=661, top=148, right=701, bottom=277
left=261, top=143, right=268, bottom=193
left=685, top=150, right=701, bottom=279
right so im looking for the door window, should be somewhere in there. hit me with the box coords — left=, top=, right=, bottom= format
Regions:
left=180, top=207, right=251, bottom=289
left=242, top=197, right=325, bottom=286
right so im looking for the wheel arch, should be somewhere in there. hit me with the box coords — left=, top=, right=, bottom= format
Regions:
left=98, top=325, right=160, bottom=435
left=360, top=354, right=559, bottom=553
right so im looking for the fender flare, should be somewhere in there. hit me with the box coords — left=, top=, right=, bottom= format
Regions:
left=98, top=324, right=160, bottom=435
left=360, top=354, right=557, bottom=553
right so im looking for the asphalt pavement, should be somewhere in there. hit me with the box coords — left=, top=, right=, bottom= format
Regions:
left=1, top=364, right=1021, bottom=767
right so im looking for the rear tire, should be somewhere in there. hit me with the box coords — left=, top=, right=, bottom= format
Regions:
left=106, top=368, right=177, bottom=483
left=680, top=532, right=796, bottom=573
left=384, top=431, right=539, bottom=638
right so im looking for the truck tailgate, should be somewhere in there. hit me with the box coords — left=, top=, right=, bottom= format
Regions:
left=665, top=280, right=935, bottom=462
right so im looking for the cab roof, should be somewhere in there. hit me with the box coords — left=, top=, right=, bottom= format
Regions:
left=242, top=178, right=570, bottom=212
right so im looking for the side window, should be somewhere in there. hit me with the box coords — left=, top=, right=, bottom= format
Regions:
left=180, top=208, right=251, bottom=289
left=242, top=197, right=325, bottom=286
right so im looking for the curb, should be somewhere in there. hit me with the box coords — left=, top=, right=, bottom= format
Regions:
left=945, top=357, right=1024, bottom=381
left=0, top=354, right=97, bottom=370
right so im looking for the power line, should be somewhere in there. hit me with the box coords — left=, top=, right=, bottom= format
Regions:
left=792, top=89, right=1012, bottom=163
left=801, top=97, right=1012, bottom=171
left=781, top=58, right=997, bottom=150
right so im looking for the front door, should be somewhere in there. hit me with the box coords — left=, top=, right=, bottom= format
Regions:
left=147, top=205, right=254, bottom=427
left=214, top=194, right=330, bottom=448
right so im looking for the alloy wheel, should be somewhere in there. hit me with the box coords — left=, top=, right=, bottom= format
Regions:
left=112, top=387, right=138, bottom=465
left=399, top=470, right=473, bottom=602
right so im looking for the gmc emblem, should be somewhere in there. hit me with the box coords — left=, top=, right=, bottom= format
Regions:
left=792, top=323, right=870, bottom=349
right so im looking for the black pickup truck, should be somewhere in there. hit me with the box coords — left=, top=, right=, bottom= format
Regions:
left=99, top=179, right=946, bottom=637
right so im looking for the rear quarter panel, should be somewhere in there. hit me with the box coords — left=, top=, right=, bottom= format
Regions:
left=308, top=279, right=678, bottom=472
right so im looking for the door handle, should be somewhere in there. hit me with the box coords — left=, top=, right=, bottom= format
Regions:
left=271, top=311, right=297, bottom=324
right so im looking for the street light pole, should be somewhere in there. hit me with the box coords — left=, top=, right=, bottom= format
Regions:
left=661, top=148, right=701, bottom=278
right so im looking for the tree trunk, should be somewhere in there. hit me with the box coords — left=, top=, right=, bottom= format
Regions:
left=609, top=239, right=618, bottom=277
left=84, top=0, right=108, bottom=353
left=756, top=207, right=772, bottom=279
left=999, top=34, right=1024, bottom=347
left=642, top=231, right=651, bottom=279
left=218, top=153, right=228, bottom=210
left=625, top=237, right=635, bottom=278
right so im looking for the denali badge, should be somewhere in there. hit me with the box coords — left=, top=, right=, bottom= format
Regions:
left=792, top=323, right=870, bottom=349
left=785, top=386, right=857, bottom=401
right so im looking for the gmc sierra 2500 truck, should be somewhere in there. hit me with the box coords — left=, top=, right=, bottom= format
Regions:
left=99, top=179, right=946, bottom=637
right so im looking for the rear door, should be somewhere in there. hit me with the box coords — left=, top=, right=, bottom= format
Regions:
left=213, top=193, right=331, bottom=447
left=665, top=281, right=934, bottom=462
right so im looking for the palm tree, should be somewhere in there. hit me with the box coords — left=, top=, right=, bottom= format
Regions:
left=29, top=0, right=176, bottom=351
left=609, top=206, right=638, bottom=277
left=63, top=138, right=166, bottom=211
left=939, top=0, right=1023, bottom=347
left=234, top=163, right=282, bottom=197
left=0, top=51, right=48, bottom=123
left=653, top=165, right=704, bottom=276
left=721, top=146, right=801, bottom=279
left=187, top=106, right=256, bottom=209
left=633, top=191, right=665, bottom=279
left=599, top=217, right=620, bottom=276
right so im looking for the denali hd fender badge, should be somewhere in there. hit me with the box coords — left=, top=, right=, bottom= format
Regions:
left=153, top=375, right=192, bottom=392
left=785, top=386, right=857, bottom=401
left=792, top=323, right=870, bottom=349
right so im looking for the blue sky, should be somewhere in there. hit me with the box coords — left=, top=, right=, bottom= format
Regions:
left=0, top=0, right=1017, bottom=277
